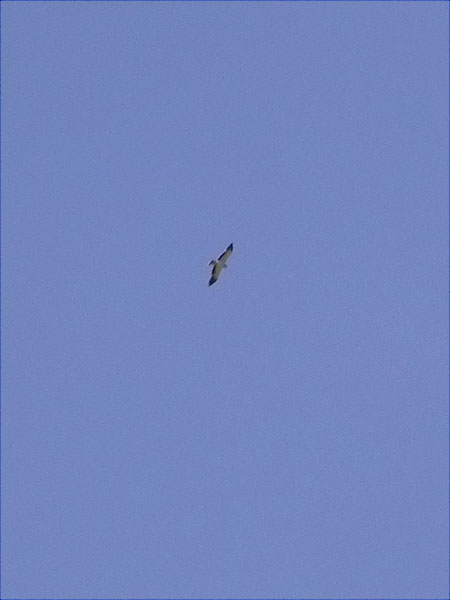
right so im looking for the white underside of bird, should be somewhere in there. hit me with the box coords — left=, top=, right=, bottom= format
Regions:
left=208, top=243, right=233, bottom=286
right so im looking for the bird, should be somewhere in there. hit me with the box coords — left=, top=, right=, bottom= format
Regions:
left=208, top=243, right=233, bottom=286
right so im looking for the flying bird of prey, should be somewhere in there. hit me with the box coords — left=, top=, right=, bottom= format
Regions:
left=208, top=243, right=233, bottom=286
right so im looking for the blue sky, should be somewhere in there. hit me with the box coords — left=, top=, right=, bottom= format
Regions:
left=1, top=1, right=448, bottom=599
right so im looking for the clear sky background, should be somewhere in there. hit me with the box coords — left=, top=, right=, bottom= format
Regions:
left=1, top=2, right=448, bottom=599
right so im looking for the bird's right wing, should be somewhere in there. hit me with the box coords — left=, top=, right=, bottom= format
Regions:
left=208, top=263, right=222, bottom=286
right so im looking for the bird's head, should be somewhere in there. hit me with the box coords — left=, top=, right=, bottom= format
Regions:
left=208, top=260, right=217, bottom=266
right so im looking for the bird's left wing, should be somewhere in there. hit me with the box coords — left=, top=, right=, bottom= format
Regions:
left=218, top=243, right=233, bottom=263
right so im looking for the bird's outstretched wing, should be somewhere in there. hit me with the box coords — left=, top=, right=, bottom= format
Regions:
left=208, top=263, right=222, bottom=286
left=218, top=243, right=233, bottom=263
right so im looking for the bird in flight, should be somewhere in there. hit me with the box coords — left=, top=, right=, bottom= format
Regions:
left=208, top=243, right=233, bottom=286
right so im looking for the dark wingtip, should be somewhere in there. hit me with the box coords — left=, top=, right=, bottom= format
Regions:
left=228, top=243, right=233, bottom=251
left=208, top=277, right=216, bottom=286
